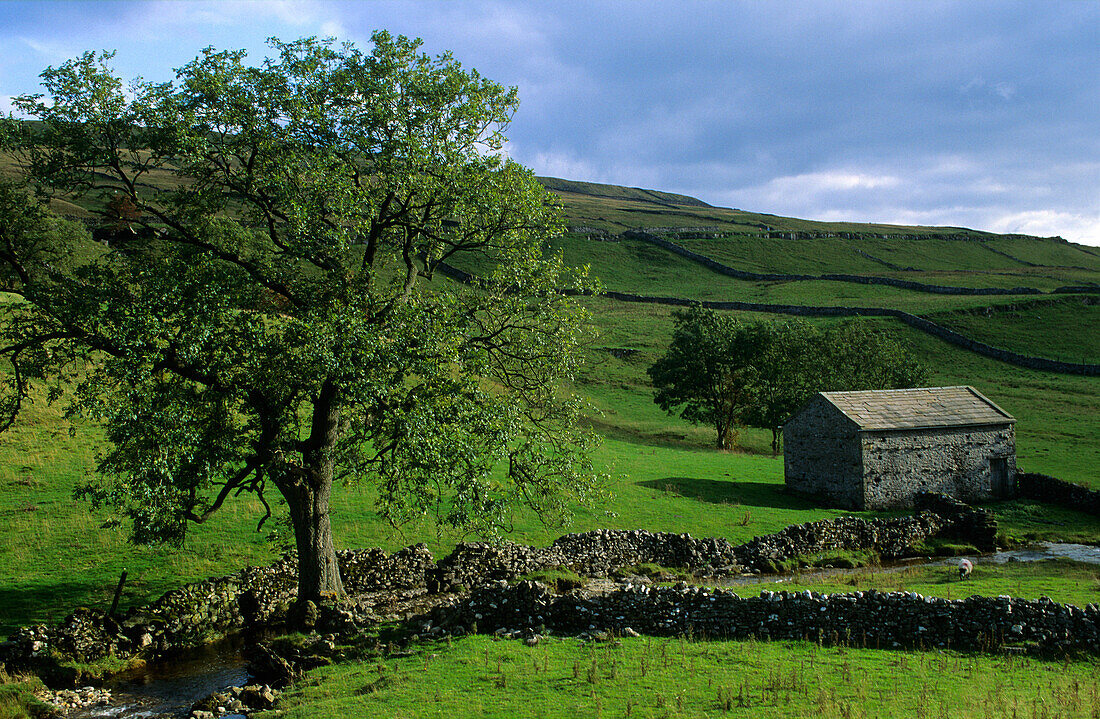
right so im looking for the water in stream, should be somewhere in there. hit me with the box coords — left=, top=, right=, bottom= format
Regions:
left=66, top=542, right=1099, bottom=718
left=71, top=638, right=250, bottom=719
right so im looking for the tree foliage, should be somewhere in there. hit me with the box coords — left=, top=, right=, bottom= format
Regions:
left=648, top=306, right=928, bottom=452
left=0, top=33, right=605, bottom=600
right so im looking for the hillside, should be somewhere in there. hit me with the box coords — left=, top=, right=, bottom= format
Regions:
left=1, top=168, right=1097, bottom=638
left=537, top=175, right=1100, bottom=277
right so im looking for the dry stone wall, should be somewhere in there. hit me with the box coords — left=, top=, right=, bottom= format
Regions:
left=1017, top=473, right=1100, bottom=517
left=622, top=230, right=1048, bottom=296
left=431, top=581, right=1100, bottom=656
left=431, top=259, right=1100, bottom=376
left=0, top=500, right=1013, bottom=677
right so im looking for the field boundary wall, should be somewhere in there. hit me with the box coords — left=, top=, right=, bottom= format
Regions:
left=432, top=261, right=1100, bottom=376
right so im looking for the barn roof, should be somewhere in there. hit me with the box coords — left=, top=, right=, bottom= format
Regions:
left=819, top=386, right=1015, bottom=431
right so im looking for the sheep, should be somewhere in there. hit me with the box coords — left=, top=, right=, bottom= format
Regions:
left=957, top=558, right=973, bottom=580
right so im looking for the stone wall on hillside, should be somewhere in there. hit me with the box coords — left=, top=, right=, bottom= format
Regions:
left=1017, top=473, right=1100, bottom=517
left=431, top=259, right=1100, bottom=376
left=622, top=230, right=1047, bottom=296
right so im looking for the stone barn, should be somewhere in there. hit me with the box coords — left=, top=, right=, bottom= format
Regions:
left=783, top=386, right=1015, bottom=510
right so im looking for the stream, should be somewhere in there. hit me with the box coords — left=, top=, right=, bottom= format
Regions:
left=63, top=542, right=1099, bottom=718
left=71, top=637, right=250, bottom=719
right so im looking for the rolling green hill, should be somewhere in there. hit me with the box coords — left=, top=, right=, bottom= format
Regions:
left=0, top=171, right=1096, bottom=640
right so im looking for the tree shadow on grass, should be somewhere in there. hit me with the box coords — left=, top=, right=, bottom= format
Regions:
left=639, top=476, right=819, bottom=510
left=0, top=584, right=106, bottom=637
left=0, top=581, right=128, bottom=637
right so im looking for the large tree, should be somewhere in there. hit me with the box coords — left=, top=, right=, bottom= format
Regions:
left=649, top=307, right=927, bottom=453
left=0, top=33, right=604, bottom=601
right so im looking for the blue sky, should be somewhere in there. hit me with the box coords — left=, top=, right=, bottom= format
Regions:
left=2, top=1, right=1098, bottom=244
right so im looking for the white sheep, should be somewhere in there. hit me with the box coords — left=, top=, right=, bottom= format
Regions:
left=957, top=558, right=973, bottom=580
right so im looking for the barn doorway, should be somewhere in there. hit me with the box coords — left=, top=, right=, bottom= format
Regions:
left=990, top=457, right=1011, bottom=498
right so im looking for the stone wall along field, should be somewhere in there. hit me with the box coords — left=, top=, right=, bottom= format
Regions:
left=431, top=581, right=1100, bottom=656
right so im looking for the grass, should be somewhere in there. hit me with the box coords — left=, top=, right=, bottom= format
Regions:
left=989, top=500, right=1100, bottom=546
left=263, top=634, right=1100, bottom=719
left=540, top=235, right=1078, bottom=314
left=8, top=250, right=1097, bottom=635
left=677, top=235, right=1100, bottom=276
left=707, top=559, right=1100, bottom=609
left=928, top=298, right=1100, bottom=365
left=574, top=296, right=1100, bottom=488
left=0, top=671, right=48, bottom=719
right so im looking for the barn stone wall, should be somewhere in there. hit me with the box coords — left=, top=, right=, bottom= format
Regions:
left=783, top=396, right=863, bottom=509
left=862, top=425, right=1015, bottom=509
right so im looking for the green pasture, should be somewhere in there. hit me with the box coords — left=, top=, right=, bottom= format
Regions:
left=545, top=235, right=1094, bottom=314
left=573, top=296, right=1099, bottom=486
left=1, top=283, right=1096, bottom=639
left=0, top=171, right=1097, bottom=717
left=265, top=634, right=1100, bottom=719
left=928, top=298, right=1100, bottom=365
left=706, top=559, right=1100, bottom=608
left=678, top=235, right=1100, bottom=276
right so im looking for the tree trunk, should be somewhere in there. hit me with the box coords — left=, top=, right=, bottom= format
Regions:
left=717, top=420, right=737, bottom=450
left=285, top=472, right=345, bottom=601
left=771, top=428, right=780, bottom=457
left=284, top=380, right=346, bottom=602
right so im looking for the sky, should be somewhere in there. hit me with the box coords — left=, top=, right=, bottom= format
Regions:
left=1, top=1, right=1098, bottom=245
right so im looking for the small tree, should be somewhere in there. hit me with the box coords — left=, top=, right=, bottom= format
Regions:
left=647, top=306, right=760, bottom=450
left=0, top=34, right=605, bottom=602
left=649, top=307, right=927, bottom=453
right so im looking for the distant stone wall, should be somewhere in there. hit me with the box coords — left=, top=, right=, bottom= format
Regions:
left=432, top=260, right=1100, bottom=376
left=1017, top=473, right=1100, bottom=517
left=432, top=581, right=1100, bottom=656
left=623, top=230, right=1047, bottom=296
left=861, top=425, right=1015, bottom=509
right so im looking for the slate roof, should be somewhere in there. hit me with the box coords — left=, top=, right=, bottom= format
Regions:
left=819, top=386, right=1015, bottom=431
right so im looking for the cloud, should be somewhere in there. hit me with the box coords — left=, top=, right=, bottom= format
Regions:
left=526, top=151, right=602, bottom=183
left=959, top=76, right=1018, bottom=102
left=141, top=0, right=325, bottom=29
left=18, top=36, right=78, bottom=64
left=989, top=210, right=1100, bottom=245
left=319, top=21, right=346, bottom=39
left=720, top=170, right=905, bottom=219
left=770, top=171, right=902, bottom=193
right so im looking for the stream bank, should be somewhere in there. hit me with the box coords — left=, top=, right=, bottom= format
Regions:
left=6, top=497, right=1096, bottom=717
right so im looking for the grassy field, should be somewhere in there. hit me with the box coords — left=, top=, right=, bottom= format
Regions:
left=678, top=235, right=1100, bottom=276
left=706, top=559, right=1100, bottom=608
left=265, top=634, right=1100, bottom=719
left=572, top=296, right=1100, bottom=486
left=539, top=234, right=1099, bottom=316
left=928, top=298, right=1100, bottom=365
